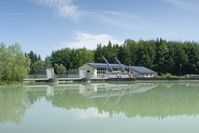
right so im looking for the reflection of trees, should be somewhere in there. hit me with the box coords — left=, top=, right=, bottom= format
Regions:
left=0, top=85, right=31, bottom=124
left=1, top=83, right=199, bottom=123
left=26, top=90, right=46, bottom=105
left=50, top=83, right=199, bottom=118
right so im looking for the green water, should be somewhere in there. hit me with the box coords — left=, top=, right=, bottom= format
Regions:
left=1, top=82, right=199, bottom=133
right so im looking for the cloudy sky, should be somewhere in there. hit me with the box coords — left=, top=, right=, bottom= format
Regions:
left=1, top=0, right=199, bottom=57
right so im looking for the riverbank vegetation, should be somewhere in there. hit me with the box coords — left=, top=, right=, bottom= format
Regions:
left=0, top=43, right=30, bottom=83
left=1, top=38, right=199, bottom=82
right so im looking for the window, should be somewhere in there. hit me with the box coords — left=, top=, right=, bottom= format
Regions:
left=97, top=68, right=106, bottom=74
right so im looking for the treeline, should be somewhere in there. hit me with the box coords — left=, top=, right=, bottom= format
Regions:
left=27, top=48, right=94, bottom=74
left=94, top=39, right=199, bottom=75
left=43, top=39, right=199, bottom=75
left=2, top=38, right=199, bottom=82
left=25, top=51, right=51, bottom=74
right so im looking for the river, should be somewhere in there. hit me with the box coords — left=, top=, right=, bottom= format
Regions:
left=0, top=82, right=199, bottom=133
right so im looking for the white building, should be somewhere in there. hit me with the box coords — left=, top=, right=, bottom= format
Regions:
left=78, top=63, right=157, bottom=79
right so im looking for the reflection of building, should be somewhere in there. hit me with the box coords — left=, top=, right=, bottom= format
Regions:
left=24, top=83, right=157, bottom=99
left=79, top=83, right=158, bottom=99
left=50, top=83, right=199, bottom=118
left=79, top=63, right=157, bottom=79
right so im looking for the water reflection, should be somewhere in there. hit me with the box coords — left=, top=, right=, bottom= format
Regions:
left=1, top=82, right=199, bottom=124
left=48, top=83, right=199, bottom=118
left=0, top=85, right=30, bottom=124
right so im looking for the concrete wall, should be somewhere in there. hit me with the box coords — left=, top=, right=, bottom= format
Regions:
left=79, top=64, right=96, bottom=79
left=93, top=68, right=97, bottom=78
left=46, top=68, right=54, bottom=79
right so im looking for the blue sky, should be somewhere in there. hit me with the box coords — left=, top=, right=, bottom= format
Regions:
left=1, top=0, right=199, bottom=58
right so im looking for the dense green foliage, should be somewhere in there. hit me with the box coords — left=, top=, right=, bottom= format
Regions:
left=54, top=64, right=67, bottom=74
left=47, top=39, right=199, bottom=75
left=94, top=39, right=199, bottom=75
left=0, top=43, right=30, bottom=82
left=50, top=48, right=94, bottom=71
left=25, top=51, right=41, bottom=74
left=50, top=39, right=199, bottom=75
left=26, top=51, right=52, bottom=74
left=2, top=38, right=199, bottom=80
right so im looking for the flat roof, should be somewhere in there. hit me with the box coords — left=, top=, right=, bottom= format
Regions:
left=82, top=63, right=157, bottom=74
left=87, top=63, right=126, bottom=69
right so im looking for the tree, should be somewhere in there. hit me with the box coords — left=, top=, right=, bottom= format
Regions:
left=26, top=51, right=41, bottom=74
left=94, top=44, right=104, bottom=63
left=33, top=59, right=53, bottom=74
left=50, top=48, right=72, bottom=69
left=0, top=43, right=30, bottom=82
left=117, top=45, right=126, bottom=64
left=54, top=64, right=67, bottom=74
left=154, top=38, right=170, bottom=74
left=50, top=47, right=94, bottom=70
left=94, top=41, right=120, bottom=63
left=75, top=48, right=94, bottom=68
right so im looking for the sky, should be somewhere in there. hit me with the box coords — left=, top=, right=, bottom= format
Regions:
left=1, top=0, right=199, bottom=58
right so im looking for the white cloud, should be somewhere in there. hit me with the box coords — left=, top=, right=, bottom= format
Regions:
left=59, top=32, right=123, bottom=50
left=30, top=0, right=143, bottom=29
left=33, top=0, right=79, bottom=19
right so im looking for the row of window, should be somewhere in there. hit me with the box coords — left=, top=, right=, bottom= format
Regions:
left=97, top=68, right=106, bottom=74
left=96, top=68, right=122, bottom=74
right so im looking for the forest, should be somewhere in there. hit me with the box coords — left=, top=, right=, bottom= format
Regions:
left=1, top=38, right=199, bottom=82
left=46, top=38, right=199, bottom=76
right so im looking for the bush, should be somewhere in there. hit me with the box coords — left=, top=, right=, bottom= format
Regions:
left=161, top=73, right=172, bottom=78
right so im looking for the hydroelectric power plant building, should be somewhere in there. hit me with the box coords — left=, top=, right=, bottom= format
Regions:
left=78, top=57, right=157, bottom=79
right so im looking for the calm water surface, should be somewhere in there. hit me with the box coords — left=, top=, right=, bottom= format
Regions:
left=1, top=82, right=199, bottom=133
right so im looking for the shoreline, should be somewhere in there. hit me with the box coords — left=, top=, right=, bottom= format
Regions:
left=56, top=77, right=199, bottom=84
left=2, top=77, right=199, bottom=85
left=21, top=79, right=199, bottom=86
